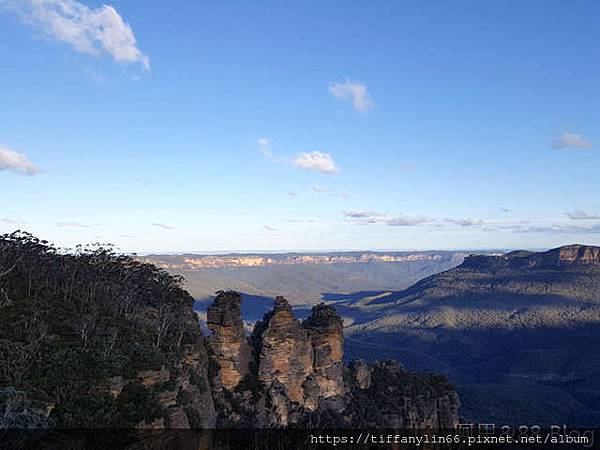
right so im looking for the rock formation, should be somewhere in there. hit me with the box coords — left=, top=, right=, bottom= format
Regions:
left=303, top=304, right=345, bottom=403
left=253, top=296, right=314, bottom=406
left=343, top=360, right=460, bottom=428
left=206, top=291, right=460, bottom=428
left=206, top=291, right=252, bottom=391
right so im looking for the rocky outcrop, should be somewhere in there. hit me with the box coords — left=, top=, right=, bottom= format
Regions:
left=342, top=360, right=460, bottom=428
left=207, top=291, right=252, bottom=391
left=349, top=360, right=372, bottom=390
left=207, top=291, right=460, bottom=429
left=137, top=366, right=170, bottom=387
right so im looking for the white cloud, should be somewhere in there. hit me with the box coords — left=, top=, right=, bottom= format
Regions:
left=287, top=191, right=298, bottom=198
left=343, top=210, right=432, bottom=226
left=343, top=210, right=378, bottom=219
left=263, top=225, right=277, bottom=232
left=0, top=146, right=41, bottom=175
left=3, top=0, right=149, bottom=69
left=329, top=80, right=373, bottom=113
left=387, top=215, right=431, bottom=227
left=258, top=139, right=340, bottom=174
left=552, top=132, right=592, bottom=150
left=564, top=209, right=600, bottom=220
left=445, top=218, right=484, bottom=227
left=344, top=211, right=489, bottom=228
left=293, top=151, right=339, bottom=174
left=150, top=222, right=175, bottom=230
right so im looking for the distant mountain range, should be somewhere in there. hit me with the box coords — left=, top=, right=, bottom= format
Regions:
left=341, top=244, right=600, bottom=426
left=140, top=251, right=468, bottom=305
left=140, top=251, right=469, bottom=269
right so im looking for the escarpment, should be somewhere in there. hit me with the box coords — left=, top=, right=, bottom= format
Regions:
left=206, top=291, right=460, bottom=428
left=462, top=244, right=600, bottom=271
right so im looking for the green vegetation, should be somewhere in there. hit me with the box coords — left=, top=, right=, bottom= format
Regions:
left=0, top=231, right=198, bottom=428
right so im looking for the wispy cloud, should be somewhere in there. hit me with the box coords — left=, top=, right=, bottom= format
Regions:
left=329, top=80, right=373, bottom=113
left=445, top=218, right=484, bottom=227
left=263, top=225, right=277, bottom=232
left=132, top=176, right=153, bottom=187
left=0, top=146, right=41, bottom=175
left=55, top=221, right=95, bottom=228
left=285, top=218, right=315, bottom=224
left=256, top=137, right=274, bottom=159
left=150, top=222, right=175, bottom=230
left=344, top=211, right=489, bottom=228
left=312, top=184, right=348, bottom=198
left=287, top=191, right=298, bottom=198
left=500, top=208, right=511, bottom=213
left=564, top=209, right=600, bottom=220
left=343, top=210, right=377, bottom=219
left=552, top=132, right=593, bottom=150
left=1, top=218, right=27, bottom=225
left=293, top=151, right=339, bottom=174
left=2, top=0, right=149, bottom=69
left=312, top=184, right=329, bottom=193
left=387, top=216, right=431, bottom=227
left=343, top=210, right=432, bottom=227
left=504, top=223, right=600, bottom=234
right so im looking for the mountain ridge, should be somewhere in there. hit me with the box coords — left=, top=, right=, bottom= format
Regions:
left=342, top=244, right=600, bottom=425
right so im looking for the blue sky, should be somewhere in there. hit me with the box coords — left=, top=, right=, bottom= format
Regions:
left=1, top=0, right=600, bottom=253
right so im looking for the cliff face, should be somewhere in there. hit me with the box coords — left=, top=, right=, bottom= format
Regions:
left=206, top=291, right=460, bottom=428
left=140, top=252, right=450, bottom=270
left=462, top=244, right=600, bottom=270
